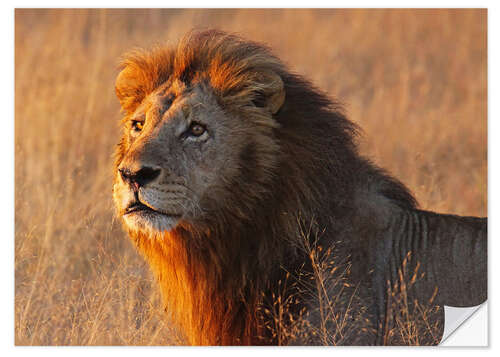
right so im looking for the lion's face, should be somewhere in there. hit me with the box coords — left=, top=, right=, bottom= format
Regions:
left=113, top=76, right=283, bottom=234
left=114, top=79, right=234, bottom=233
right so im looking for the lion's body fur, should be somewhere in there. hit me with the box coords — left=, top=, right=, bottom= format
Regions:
left=113, top=30, right=487, bottom=345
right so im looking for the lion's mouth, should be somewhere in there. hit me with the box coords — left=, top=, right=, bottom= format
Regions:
left=124, top=201, right=181, bottom=218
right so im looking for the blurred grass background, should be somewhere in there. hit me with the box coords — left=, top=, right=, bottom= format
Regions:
left=14, top=9, right=486, bottom=345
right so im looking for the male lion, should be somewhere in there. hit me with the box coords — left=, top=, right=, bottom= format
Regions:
left=113, top=30, right=487, bottom=345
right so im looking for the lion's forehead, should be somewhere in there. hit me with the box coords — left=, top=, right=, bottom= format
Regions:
left=136, top=81, right=216, bottom=121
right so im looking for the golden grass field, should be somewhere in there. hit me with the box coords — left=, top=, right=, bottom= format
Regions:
left=14, top=9, right=486, bottom=345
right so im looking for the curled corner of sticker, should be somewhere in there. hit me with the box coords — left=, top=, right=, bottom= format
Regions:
left=439, top=302, right=488, bottom=346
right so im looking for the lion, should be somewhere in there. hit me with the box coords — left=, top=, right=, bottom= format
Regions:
left=112, top=30, right=487, bottom=345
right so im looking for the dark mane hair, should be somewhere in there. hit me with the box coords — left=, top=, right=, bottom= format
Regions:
left=115, top=29, right=417, bottom=345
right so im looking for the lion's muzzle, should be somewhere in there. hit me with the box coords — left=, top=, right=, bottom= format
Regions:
left=114, top=162, right=188, bottom=233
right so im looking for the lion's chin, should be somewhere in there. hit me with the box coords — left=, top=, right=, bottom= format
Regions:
left=123, top=210, right=180, bottom=234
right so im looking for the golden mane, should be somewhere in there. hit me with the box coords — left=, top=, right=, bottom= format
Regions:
left=117, top=30, right=284, bottom=119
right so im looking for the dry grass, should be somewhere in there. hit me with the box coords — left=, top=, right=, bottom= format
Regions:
left=260, top=219, right=373, bottom=346
left=15, top=9, right=486, bottom=345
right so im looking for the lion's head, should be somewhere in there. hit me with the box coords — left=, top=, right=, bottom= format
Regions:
left=113, top=31, right=294, bottom=236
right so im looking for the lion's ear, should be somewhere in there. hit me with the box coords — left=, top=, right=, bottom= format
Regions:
left=115, top=66, right=146, bottom=114
left=253, top=71, right=285, bottom=114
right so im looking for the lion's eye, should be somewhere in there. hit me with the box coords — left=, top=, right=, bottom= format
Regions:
left=188, top=123, right=206, bottom=137
left=131, top=120, right=144, bottom=132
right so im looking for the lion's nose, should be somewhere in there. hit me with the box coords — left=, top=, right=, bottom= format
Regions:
left=119, top=166, right=161, bottom=188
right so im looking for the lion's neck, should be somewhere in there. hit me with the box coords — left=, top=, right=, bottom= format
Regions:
left=131, top=228, right=276, bottom=345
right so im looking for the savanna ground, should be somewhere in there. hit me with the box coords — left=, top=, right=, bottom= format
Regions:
left=15, top=9, right=486, bottom=345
